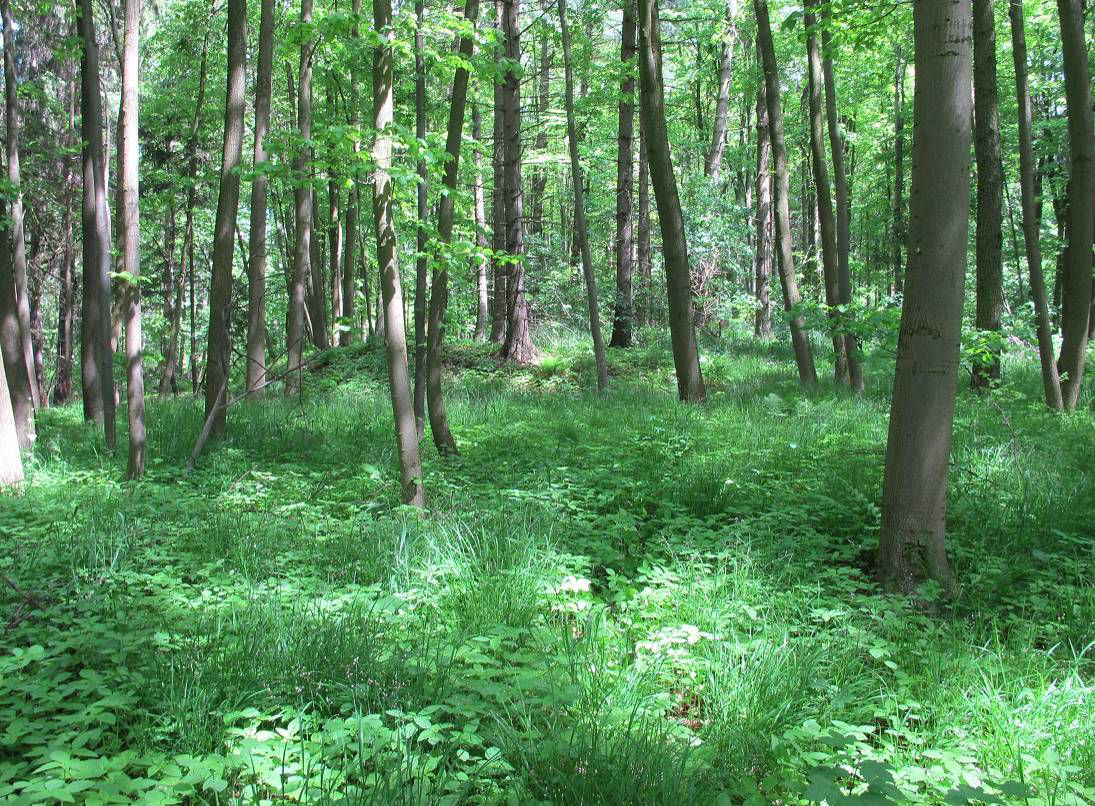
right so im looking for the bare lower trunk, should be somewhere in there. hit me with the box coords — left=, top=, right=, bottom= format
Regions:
left=286, top=9, right=312, bottom=395
left=704, top=0, right=737, bottom=180
left=610, top=0, right=636, bottom=349
left=472, top=104, right=490, bottom=341
left=637, top=0, right=705, bottom=401
left=489, top=4, right=507, bottom=345
left=754, top=84, right=773, bottom=339
left=637, top=119, right=651, bottom=327
left=892, top=44, right=905, bottom=294
left=879, top=0, right=972, bottom=595
left=54, top=94, right=77, bottom=406
left=0, top=343, right=21, bottom=486
left=412, top=0, right=428, bottom=436
left=186, top=35, right=210, bottom=396
left=341, top=0, right=362, bottom=347
left=0, top=203, right=33, bottom=448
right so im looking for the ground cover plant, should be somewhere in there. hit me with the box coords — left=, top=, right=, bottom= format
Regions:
left=2, top=332, right=1093, bottom=804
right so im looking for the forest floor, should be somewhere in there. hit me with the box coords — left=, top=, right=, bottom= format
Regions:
left=1, top=330, right=1094, bottom=805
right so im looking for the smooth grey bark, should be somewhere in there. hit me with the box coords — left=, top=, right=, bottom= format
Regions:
left=0, top=340, right=21, bottom=487
left=246, top=0, right=275, bottom=394
left=754, top=83, right=773, bottom=339
left=558, top=0, right=608, bottom=392
left=412, top=0, right=427, bottom=436
left=879, top=0, right=973, bottom=595
left=54, top=78, right=77, bottom=405
left=472, top=104, right=490, bottom=341
left=755, top=0, right=816, bottom=385
left=637, top=0, right=705, bottom=401
left=610, top=0, right=637, bottom=349
left=120, top=0, right=145, bottom=477
left=704, top=0, right=737, bottom=180
left=373, top=0, right=425, bottom=507
left=637, top=116, right=651, bottom=327
left=892, top=44, right=905, bottom=293
left=489, top=0, right=507, bottom=344
left=185, top=32, right=211, bottom=395
left=286, top=0, right=313, bottom=395
left=0, top=201, right=32, bottom=448
left=341, top=0, right=362, bottom=347
left=1008, top=0, right=1062, bottom=410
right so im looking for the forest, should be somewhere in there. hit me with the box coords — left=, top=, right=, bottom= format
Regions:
left=0, top=0, right=1093, bottom=800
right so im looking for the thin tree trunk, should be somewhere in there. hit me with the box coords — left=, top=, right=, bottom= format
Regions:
left=804, top=0, right=846, bottom=382
left=120, top=0, right=145, bottom=477
left=637, top=116, right=651, bottom=327
left=54, top=79, right=77, bottom=405
left=204, top=0, right=247, bottom=437
left=472, top=104, right=490, bottom=340
left=754, top=83, right=773, bottom=339
left=327, top=98, right=342, bottom=335
left=159, top=204, right=182, bottom=395
left=529, top=5, right=550, bottom=238
left=286, top=4, right=312, bottom=394
left=1, top=0, right=39, bottom=411
left=1009, top=0, right=1061, bottom=410
left=821, top=22, right=863, bottom=392
left=971, top=0, right=1003, bottom=390
left=637, top=0, right=705, bottom=401
left=892, top=43, right=905, bottom=294
left=79, top=0, right=115, bottom=448
left=412, top=0, right=428, bottom=437
left=755, top=0, right=816, bottom=385
left=1055, top=0, right=1094, bottom=410
left=489, top=0, right=507, bottom=344
left=879, top=0, right=972, bottom=595
left=0, top=335, right=21, bottom=486
left=499, top=0, right=537, bottom=363
left=246, top=0, right=275, bottom=393
left=704, top=0, right=737, bottom=180
left=373, top=0, right=425, bottom=506
left=559, top=0, right=608, bottom=391
left=0, top=202, right=32, bottom=448
left=308, top=186, right=328, bottom=347
left=610, top=0, right=637, bottom=349
left=341, top=0, right=362, bottom=347
left=184, top=33, right=210, bottom=395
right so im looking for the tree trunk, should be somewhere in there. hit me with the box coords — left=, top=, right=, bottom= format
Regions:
left=120, top=0, right=145, bottom=478
left=413, top=0, right=428, bottom=437
left=821, top=22, right=863, bottom=392
left=373, top=0, right=425, bottom=507
left=78, top=0, right=115, bottom=448
left=754, top=84, right=773, bottom=339
left=204, top=0, right=247, bottom=437
left=308, top=186, right=328, bottom=347
left=286, top=2, right=313, bottom=395
left=879, top=0, right=972, bottom=595
left=637, top=116, right=652, bottom=327
left=0, top=341, right=21, bottom=487
left=637, top=0, right=705, bottom=401
left=529, top=7, right=550, bottom=239
left=1055, top=0, right=1094, bottom=411
left=54, top=79, right=77, bottom=405
left=610, top=0, right=637, bottom=349
left=341, top=0, right=362, bottom=347
left=499, top=0, right=537, bottom=363
left=185, top=34, right=211, bottom=396
left=1, top=0, right=39, bottom=411
left=490, top=1, right=507, bottom=345
left=971, top=0, right=1003, bottom=390
left=892, top=43, right=905, bottom=294
left=755, top=0, right=816, bottom=385
left=472, top=104, right=490, bottom=341
left=1008, top=0, right=1061, bottom=409
left=704, top=0, right=737, bottom=180
left=158, top=204, right=183, bottom=395
left=327, top=96, right=342, bottom=335
left=804, top=0, right=846, bottom=382
left=0, top=202, right=32, bottom=449
left=559, top=0, right=608, bottom=391
left=246, top=0, right=275, bottom=393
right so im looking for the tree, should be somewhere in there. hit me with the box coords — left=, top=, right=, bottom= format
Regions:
left=287, top=0, right=313, bottom=395
left=755, top=0, right=816, bottom=386
left=558, top=0, right=607, bottom=392
left=879, top=0, right=973, bottom=594
left=636, top=0, right=705, bottom=402
left=971, top=0, right=1003, bottom=390
left=120, top=0, right=145, bottom=478
left=489, top=0, right=507, bottom=345
left=891, top=44, right=905, bottom=294
left=753, top=83, right=772, bottom=339
left=1054, top=0, right=1094, bottom=411
left=704, top=0, right=737, bottom=180
left=1008, top=0, right=1061, bottom=410
left=0, top=199, right=33, bottom=449
left=373, top=0, right=424, bottom=507
left=0, top=348, right=21, bottom=487
left=412, top=0, right=427, bottom=437
left=609, top=0, right=636, bottom=349
left=246, top=0, right=275, bottom=394
left=54, top=78, right=77, bottom=405
left=472, top=104, right=490, bottom=341
left=340, top=0, right=362, bottom=348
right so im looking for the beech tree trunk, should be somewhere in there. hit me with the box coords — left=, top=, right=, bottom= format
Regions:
left=804, top=0, right=846, bottom=382
left=341, top=0, right=362, bottom=347
left=0, top=202, right=32, bottom=449
left=1008, top=0, right=1062, bottom=410
left=489, top=0, right=507, bottom=344
left=79, top=0, right=115, bottom=448
left=821, top=22, right=863, bottom=393
left=637, top=0, right=705, bottom=401
left=879, top=0, right=972, bottom=595
left=286, top=1, right=313, bottom=395
left=704, top=0, right=737, bottom=180
left=755, top=0, right=816, bottom=386
left=892, top=44, right=905, bottom=294
left=203, top=0, right=247, bottom=438
left=120, top=0, right=145, bottom=478
left=54, top=79, right=77, bottom=405
left=637, top=117, right=652, bottom=327
left=0, top=345, right=21, bottom=487
left=559, top=0, right=608, bottom=392
left=412, top=0, right=428, bottom=437
left=499, top=0, right=538, bottom=363
left=754, top=84, right=773, bottom=339
left=1054, top=0, right=1094, bottom=411
left=185, top=33, right=210, bottom=395
left=246, top=0, right=275, bottom=394
left=971, top=0, right=1003, bottom=390
left=373, top=0, right=425, bottom=507
left=158, top=204, right=182, bottom=395
left=472, top=104, right=490, bottom=341
left=609, top=1, right=637, bottom=349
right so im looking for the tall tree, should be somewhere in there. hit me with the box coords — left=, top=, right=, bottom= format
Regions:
left=879, top=0, right=973, bottom=594
left=0, top=201, right=32, bottom=448
left=1008, top=0, right=1061, bottom=410
left=472, top=104, right=490, bottom=341
left=203, top=0, right=247, bottom=437
left=120, top=0, right=145, bottom=478
left=704, top=0, right=737, bottom=180
left=184, top=32, right=211, bottom=395
left=286, top=0, right=313, bottom=394
left=891, top=44, right=905, bottom=293
left=1054, top=0, right=1094, bottom=411
left=0, top=346, right=21, bottom=487
left=489, top=0, right=507, bottom=344
left=755, top=0, right=816, bottom=385
left=54, top=78, right=77, bottom=405
left=1, top=0, right=39, bottom=411
left=637, top=116, right=651, bottom=327
left=340, top=0, right=362, bottom=347
left=754, top=83, right=772, bottom=339
left=609, top=0, right=636, bottom=349
left=373, top=0, right=424, bottom=506
left=499, top=0, right=537, bottom=363
left=637, top=0, right=705, bottom=401
left=78, top=0, right=116, bottom=448
left=246, top=0, right=275, bottom=394
left=559, top=0, right=608, bottom=391
left=412, top=0, right=427, bottom=436
left=971, top=0, right=1003, bottom=390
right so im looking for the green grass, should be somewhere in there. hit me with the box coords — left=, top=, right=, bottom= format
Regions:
left=1, top=329, right=1093, bottom=804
